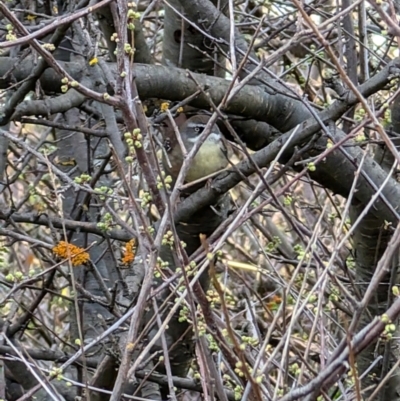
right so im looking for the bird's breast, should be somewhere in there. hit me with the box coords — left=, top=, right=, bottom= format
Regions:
left=186, top=141, right=228, bottom=182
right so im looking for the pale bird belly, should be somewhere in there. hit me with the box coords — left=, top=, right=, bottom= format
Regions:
left=186, top=142, right=227, bottom=182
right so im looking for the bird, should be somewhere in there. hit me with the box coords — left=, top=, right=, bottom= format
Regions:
left=162, top=115, right=229, bottom=183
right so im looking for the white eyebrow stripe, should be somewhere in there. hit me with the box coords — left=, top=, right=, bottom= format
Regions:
left=186, top=123, right=208, bottom=128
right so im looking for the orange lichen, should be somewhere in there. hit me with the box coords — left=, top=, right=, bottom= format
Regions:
left=52, top=241, right=90, bottom=266
left=89, top=57, right=98, bottom=66
left=266, top=294, right=282, bottom=311
left=160, top=102, right=169, bottom=112
left=122, top=239, right=136, bottom=265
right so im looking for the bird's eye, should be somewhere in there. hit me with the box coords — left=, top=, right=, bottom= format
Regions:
left=194, top=126, right=204, bottom=134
